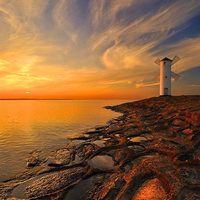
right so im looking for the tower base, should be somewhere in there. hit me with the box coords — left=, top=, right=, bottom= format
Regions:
left=159, top=95, right=171, bottom=97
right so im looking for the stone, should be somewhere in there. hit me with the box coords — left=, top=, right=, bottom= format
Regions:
left=176, top=168, right=200, bottom=185
left=47, top=149, right=71, bottom=166
left=182, top=128, right=194, bottom=134
left=129, top=136, right=147, bottom=142
left=128, top=145, right=146, bottom=153
left=64, top=173, right=109, bottom=200
left=172, top=119, right=190, bottom=127
left=108, top=149, right=127, bottom=163
left=194, top=142, right=200, bottom=150
left=23, top=167, right=87, bottom=198
left=26, top=157, right=40, bottom=167
left=134, top=178, right=168, bottom=200
left=176, top=153, right=194, bottom=162
left=88, top=155, right=115, bottom=170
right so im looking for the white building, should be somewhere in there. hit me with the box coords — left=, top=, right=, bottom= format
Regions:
left=154, top=56, right=180, bottom=96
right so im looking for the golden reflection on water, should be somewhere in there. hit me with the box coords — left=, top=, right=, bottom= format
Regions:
left=0, top=100, right=128, bottom=181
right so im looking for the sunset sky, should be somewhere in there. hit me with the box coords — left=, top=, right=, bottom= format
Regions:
left=0, top=0, right=200, bottom=99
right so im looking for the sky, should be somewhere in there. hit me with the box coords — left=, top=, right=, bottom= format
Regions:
left=0, top=0, right=200, bottom=100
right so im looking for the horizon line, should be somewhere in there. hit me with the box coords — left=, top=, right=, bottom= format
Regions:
left=0, top=98, right=137, bottom=100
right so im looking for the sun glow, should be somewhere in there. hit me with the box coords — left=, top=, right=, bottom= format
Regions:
left=0, top=0, right=199, bottom=99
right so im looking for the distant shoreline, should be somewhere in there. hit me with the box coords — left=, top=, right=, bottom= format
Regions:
left=0, top=98, right=136, bottom=101
left=0, top=99, right=73, bottom=100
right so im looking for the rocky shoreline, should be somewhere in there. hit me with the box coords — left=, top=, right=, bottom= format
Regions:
left=1, top=95, right=200, bottom=200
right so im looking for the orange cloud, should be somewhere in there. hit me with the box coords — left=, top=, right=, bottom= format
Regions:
left=0, top=0, right=200, bottom=99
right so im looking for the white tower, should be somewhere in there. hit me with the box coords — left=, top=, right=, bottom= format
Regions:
left=154, top=56, right=181, bottom=96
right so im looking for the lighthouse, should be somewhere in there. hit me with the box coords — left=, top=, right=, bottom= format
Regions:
left=154, top=56, right=181, bottom=96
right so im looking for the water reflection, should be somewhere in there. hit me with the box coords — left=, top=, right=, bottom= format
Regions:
left=0, top=100, right=128, bottom=181
left=89, top=155, right=115, bottom=170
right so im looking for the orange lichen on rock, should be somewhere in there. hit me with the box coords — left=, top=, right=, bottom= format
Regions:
left=134, top=178, right=168, bottom=200
left=182, top=128, right=194, bottom=134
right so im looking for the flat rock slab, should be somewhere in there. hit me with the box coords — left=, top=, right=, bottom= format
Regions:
left=24, top=167, right=87, bottom=198
left=88, top=155, right=115, bottom=170
left=47, top=149, right=71, bottom=166
left=134, top=178, right=168, bottom=200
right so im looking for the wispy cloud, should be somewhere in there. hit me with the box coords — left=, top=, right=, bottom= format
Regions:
left=191, top=85, right=200, bottom=87
left=90, top=0, right=200, bottom=68
left=135, top=82, right=159, bottom=88
left=0, top=0, right=200, bottom=98
left=159, top=37, right=200, bottom=72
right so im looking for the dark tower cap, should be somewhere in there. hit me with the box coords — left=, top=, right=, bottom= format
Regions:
left=161, top=57, right=172, bottom=61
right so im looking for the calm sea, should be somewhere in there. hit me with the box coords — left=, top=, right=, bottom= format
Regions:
left=0, top=100, right=131, bottom=181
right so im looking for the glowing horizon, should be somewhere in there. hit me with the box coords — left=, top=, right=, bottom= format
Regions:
left=0, top=0, right=200, bottom=100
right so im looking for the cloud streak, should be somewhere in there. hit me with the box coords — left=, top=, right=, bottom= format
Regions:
left=0, top=0, right=200, bottom=99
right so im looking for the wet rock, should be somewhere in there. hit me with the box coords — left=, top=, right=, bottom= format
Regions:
left=26, top=150, right=42, bottom=167
left=92, top=139, right=105, bottom=147
left=128, top=145, right=146, bottom=153
left=85, top=129, right=103, bottom=135
left=71, top=139, right=87, bottom=145
left=75, top=143, right=95, bottom=160
left=71, top=136, right=91, bottom=140
left=64, top=173, right=108, bottom=200
left=105, top=138, right=120, bottom=146
left=47, top=149, right=71, bottom=166
left=107, top=149, right=127, bottom=163
left=88, top=155, right=115, bottom=170
left=23, top=166, right=87, bottom=198
left=26, top=157, right=40, bottom=167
